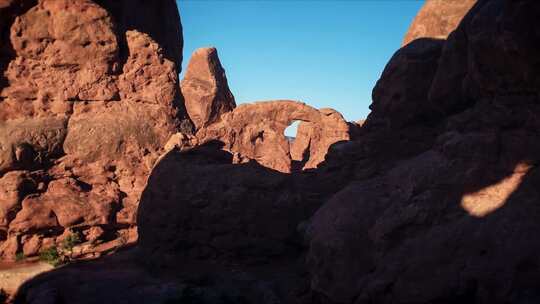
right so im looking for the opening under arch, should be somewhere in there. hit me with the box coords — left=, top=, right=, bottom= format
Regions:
left=284, top=120, right=301, bottom=141
left=285, top=120, right=312, bottom=172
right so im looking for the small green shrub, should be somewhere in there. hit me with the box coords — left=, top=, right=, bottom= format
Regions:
left=39, top=246, right=62, bottom=266
left=62, top=232, right=81, bottom=253
left=15, top=252, right=25, bottom=262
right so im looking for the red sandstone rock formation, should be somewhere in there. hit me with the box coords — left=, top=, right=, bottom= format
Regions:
left=290, top=108, right=351, bottom=170
left=307, top=1, right=540, bottom=303
left=0, top=0, right=191, bottom=260
left=181, top=47, right=236, bottom=130
left=0, top=1, right=350, bottom=262
left=402, top=0, right=477, bottom=46
left=197, top=100, right=350, bottom=173
left=367, top=38, right=444, bottom=129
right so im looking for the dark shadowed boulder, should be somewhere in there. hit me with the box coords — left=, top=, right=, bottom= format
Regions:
left=307, top=1, right=540, bottom=303
left=367, top=38, right=444, bottom=129
left=137, top=141, right=331, bottom=265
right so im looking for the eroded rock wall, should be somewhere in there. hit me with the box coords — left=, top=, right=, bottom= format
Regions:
left=0, top=0, right=191, bottom=260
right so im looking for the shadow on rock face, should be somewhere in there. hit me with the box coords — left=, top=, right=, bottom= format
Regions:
left=13, top=124, right=540, bottom=304
left=307, top=130, right=540, bottom=303
left=305, top=0, right=540, bottom=302
left=137, top=140, right=331, bottom=265
left=12, top=138, right=353, bottom=304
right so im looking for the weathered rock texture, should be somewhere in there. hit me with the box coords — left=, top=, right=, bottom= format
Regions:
left=289, top=108, right=353, bottom=170
left=181, top=47, right=236, bottom=130
left=308, top=0, right=540, bottom=303
left=0, top=0, right=191, bottom=260
left=197, top=100, right=350, bottom=173
left=403, top=0, right=477, bottom=46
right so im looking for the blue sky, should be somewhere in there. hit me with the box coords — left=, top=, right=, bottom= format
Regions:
left=178, top=1, right=424, bottom=135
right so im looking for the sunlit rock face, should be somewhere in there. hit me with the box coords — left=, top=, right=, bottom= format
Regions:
left=308, top=0, right=540, bottom=303
left=0, top=0, right=191, bottom=260
left=460, top=162, right=531, bottom=218
left=196, top=100, right=350, bottom=173
left=402, top=0, right=477, bottom=46
left=181, top=47, right=236, bottom=131
left=290, top=108, right=351, bottom=170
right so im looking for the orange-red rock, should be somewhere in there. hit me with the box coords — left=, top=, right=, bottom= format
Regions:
left=402, top=0, right=477, bottom=46
left=0, top=0, right=190, bottom=260
left=181, top=47, right=236, bottom=130
left=197, top=100, right=350, bottom=173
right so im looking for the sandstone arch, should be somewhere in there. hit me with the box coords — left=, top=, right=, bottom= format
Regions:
left=196, top=100, right=350, bottom=173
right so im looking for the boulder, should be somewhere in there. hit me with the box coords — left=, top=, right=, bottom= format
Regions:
left=367, top=38, right=444, bottom=129
left=137, top=142, right=323, bottom=264
left=9, top=1, right=540, bottom=303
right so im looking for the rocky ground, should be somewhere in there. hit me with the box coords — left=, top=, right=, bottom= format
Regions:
left=2, top=0, right=540, bottom=303
left=0, top=261, right=52, bottom=298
